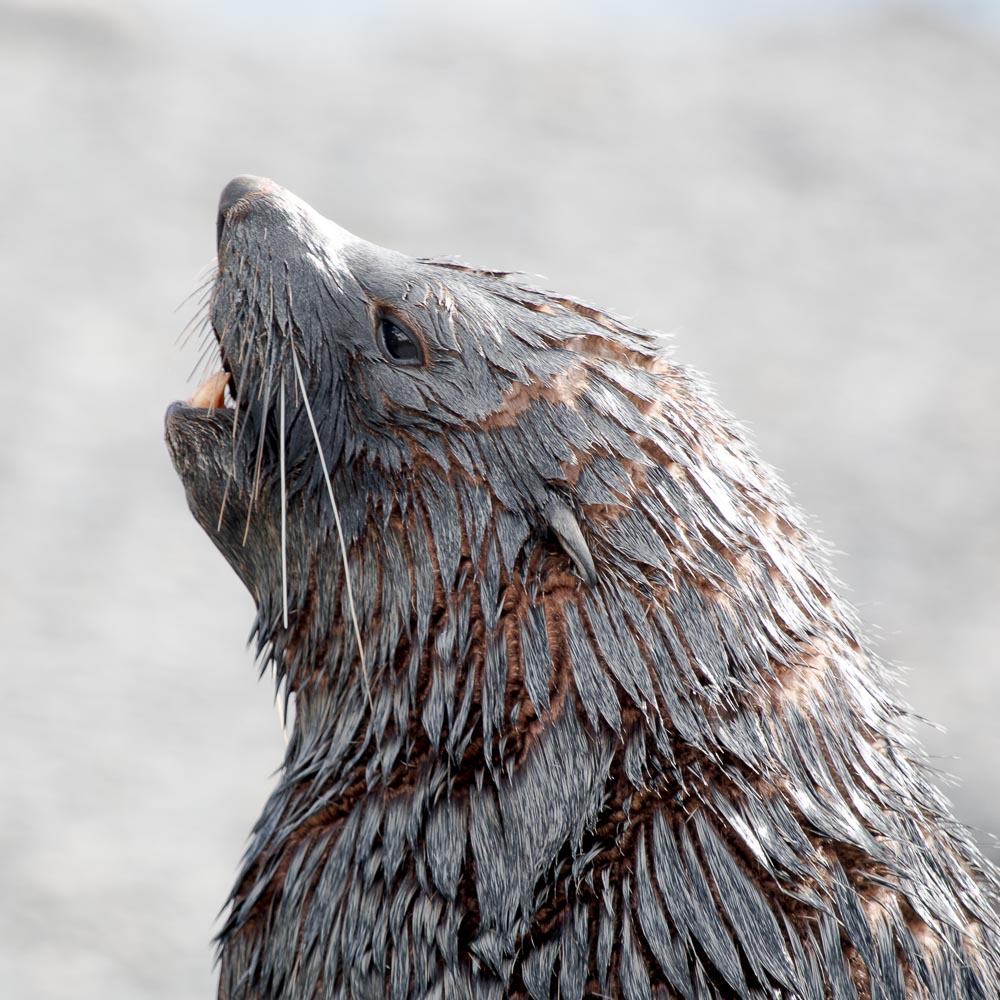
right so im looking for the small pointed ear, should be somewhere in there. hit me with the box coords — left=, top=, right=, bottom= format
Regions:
left=543, top=497, right=597, bottom=586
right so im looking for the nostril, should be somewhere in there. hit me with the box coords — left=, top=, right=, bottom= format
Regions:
left=216, top=175, right=272, bottom=249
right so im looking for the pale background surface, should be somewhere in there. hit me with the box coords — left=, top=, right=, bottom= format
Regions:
left=1, top=1, right=999, bottom=996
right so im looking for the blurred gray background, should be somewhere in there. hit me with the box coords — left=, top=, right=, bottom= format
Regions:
left=2, top=0, right=998, bottom=996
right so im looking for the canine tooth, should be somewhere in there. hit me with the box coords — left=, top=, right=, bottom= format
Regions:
left=189, top=371, right=230, bottom=409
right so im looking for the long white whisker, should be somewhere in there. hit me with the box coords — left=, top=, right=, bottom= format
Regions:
left=291, top=351, right=370, bottom=707
left=279, top=378, right=289, bottom=630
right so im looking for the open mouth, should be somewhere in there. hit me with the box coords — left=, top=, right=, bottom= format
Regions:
left=184, top=175, right=270, bottom=416
left=186, top=249, right=252, bottom=419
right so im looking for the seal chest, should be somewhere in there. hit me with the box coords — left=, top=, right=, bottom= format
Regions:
left=166, top=176, right=1000, bottom=999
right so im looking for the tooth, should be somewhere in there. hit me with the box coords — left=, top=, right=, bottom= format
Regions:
left=189, top=371, right=231, bottom=410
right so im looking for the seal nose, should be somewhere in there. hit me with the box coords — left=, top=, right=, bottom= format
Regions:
left=217, top=175, right=273, bottom=248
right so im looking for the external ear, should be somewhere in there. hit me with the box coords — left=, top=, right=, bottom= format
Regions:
left=543, top=497, right=597, bottom=585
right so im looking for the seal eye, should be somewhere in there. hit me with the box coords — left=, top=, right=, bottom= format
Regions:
left=377, top=315, right=424, bottom=366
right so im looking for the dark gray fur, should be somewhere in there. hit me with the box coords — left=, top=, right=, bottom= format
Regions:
left=165, top=176, right=1000, bottom=999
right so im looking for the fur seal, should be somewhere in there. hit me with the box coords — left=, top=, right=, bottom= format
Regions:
left=165, top=175, right=1000, bottom=999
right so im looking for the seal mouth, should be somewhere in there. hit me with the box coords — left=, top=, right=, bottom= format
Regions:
left=176, top=176, right=277, bottom=423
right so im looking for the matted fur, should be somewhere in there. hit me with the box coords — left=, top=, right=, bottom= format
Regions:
left=165, top=177, right=1000, bottom=999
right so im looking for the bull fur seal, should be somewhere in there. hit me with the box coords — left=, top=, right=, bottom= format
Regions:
left=165, top=175, right=1000, bottom=999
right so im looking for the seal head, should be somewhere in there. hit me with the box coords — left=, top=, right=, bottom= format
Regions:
left=166, top=177, right=1000, bottom=999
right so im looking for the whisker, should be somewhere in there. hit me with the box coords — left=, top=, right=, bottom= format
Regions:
left=217, top=483, right=232, bottom=533
left=290, top=349, right=370, bottom=709
left=173, top=263, right=216, bottom=315
left=243, top=327, right=273, bottom=545
left=218, top=272, right=249, bottom=531
left=188, top=328, right=221, bottom=385
left=177, top=305, right=212, bottom=353
left=279, top=377, right=289, bottom=631
left=174, top=269, right=216, bottom=350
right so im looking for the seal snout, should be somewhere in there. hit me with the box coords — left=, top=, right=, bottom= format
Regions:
left=216, top=174, right=274, bottom=247
left=219, top=174, right=272, bottom=213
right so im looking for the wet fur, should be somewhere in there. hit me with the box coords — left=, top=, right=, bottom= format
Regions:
left=165, top=180, right=1000, bottom=998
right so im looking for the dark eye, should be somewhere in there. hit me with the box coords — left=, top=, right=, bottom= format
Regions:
left=377, top=315, right=424, bottom=366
